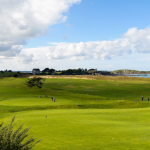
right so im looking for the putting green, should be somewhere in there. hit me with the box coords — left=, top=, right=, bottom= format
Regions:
left=1, top=108, right=150, bottom=150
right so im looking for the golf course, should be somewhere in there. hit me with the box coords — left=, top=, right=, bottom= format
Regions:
left=0, top=75, right=150, bottom=150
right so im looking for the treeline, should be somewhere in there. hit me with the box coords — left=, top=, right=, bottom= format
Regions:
left=0, top=69, right=12, bottom=73
left=0, top=70, right=28, bottom=77
left=41, top=68, right=115, bottom=76
left=61, top=68, right=90, bottom=75
left=41, top=68, right=88, bottom=75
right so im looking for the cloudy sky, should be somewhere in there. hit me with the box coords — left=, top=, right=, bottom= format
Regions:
left=0, top=0, right=150, bottom=71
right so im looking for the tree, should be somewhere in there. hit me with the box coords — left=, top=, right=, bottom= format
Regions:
left=49, top=69, right=55, bottom=73
left=26, top=77, right=43, bottom=89
left=13, top=73, right=18, bottom=78
left=42, top=68, right=49, bottom=73
left=77, top=68, right=82, bottom=74
left=42, top=68, right=55, bottom=75
left=0, top=116, right=41, bottom=150
left=17, top=71, right=21, bottom=75
left=66, top=69, right=74, bottom=75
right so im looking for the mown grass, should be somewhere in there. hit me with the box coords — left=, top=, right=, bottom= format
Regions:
left=0, top=76, right=150, bottom=149
left=0, top=77, right=150, bottom=111
left=1, top=108, right=150, bottom=150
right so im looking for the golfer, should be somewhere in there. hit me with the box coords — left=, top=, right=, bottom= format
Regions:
left=142, top=95, right=144, bottom=101
left=52, top=97, right=53, bottom=102
left=54, top=97, right=55, bottom=102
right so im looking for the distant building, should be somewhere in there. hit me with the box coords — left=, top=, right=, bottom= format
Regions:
left=32, top=68, right=40, bottom=75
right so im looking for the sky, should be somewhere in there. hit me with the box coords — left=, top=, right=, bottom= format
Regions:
left=0, top=0, right=150, bottom=71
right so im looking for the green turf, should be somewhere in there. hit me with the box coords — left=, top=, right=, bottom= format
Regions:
left=0, top=76, right=150, bottom=149
left=1, top=108, right=150, bottom=150
left=0, top=77, right=150, bottom=110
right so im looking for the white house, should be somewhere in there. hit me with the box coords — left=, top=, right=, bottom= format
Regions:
left=32, top=68, right=40, bottom=75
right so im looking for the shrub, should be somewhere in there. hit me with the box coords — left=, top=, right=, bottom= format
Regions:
left=0, top=116, right=41, bottom=150
left=12, top=73, right=18, bottom=78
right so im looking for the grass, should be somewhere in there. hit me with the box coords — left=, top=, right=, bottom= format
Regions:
left=0, top=77, right=150, bottom=109
left=1, top=108, right=150, bottom=150
left=0, top=76, right=150, bottom=149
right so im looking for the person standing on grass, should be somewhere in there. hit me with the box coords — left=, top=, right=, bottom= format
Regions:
left=54, top=97, right=55, bottom=102
left=147, top=97, right=149, bottom=101
left=142, top=95, right=144, bottom=101
left=52, top=97, right=53, bottom=102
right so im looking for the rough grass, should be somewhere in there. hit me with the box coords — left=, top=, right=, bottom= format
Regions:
left=31, top=74, right=150, bottom=81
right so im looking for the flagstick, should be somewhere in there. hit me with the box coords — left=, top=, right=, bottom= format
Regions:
left=45, top=116, right=47, bottom=126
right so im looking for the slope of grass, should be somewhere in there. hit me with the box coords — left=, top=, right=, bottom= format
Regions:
left=0, top=77, right=149, bottom=117
left=0, top=77, right=150, bottom=107
left=0, top=77, right=150, bottom=110
left=0, top=77, right=150, bottom=149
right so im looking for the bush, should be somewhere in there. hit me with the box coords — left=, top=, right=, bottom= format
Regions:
left=12, top=73, right=18, bottom=78
left=0, top=116, right=41, bottom=150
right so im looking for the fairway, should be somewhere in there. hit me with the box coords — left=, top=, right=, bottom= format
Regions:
left=0, top=77, right=150, bottom=110
left=0, top=76, right=150, bottom=149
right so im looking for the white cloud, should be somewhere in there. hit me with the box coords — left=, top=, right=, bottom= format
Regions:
left=0, top=0, right=81, bottom=57
left=42, top=27, right=150, bottom=61
left=107, top=65, right=113, bottom=68
left=1, top=0, right=150, bottom=70
left=0, top=45, right=22, bottom=57
left=14, top=27, right=150, bottom=66
left=123, top=27, right=150, bottom=53
left=45, top=39, right=132, bottom=61
left=15, top=53, right=34, bottom=64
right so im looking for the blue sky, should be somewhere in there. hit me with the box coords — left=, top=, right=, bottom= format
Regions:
left=25, top=0, right=150, bottom=46
left=0, top=0, right=150, bottom=71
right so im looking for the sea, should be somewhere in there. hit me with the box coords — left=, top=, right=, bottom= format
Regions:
left=124, top=74, right=150, bottom=78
